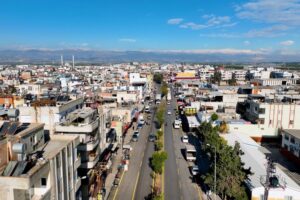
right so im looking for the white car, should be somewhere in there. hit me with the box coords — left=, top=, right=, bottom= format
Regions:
left=191, top=166, right=199, bottom=176
left=167, top=110, right=171, bottom=115
left=182, top=135, right=189, bottom=143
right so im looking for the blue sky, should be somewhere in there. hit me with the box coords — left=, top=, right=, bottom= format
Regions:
left=0, top=0, right=299, bottom=55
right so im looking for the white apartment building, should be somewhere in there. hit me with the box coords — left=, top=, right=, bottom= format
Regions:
left=242, top=99, right=300, bottom=130
left=251, top=78, right=298, bottom=86
left=282, top=129, right=300, bottom=159
left=198, top=66, right=214, bottom=81
left=0, top=123, right=81, bottom=200
left=18, top=97, right=84, bottom=134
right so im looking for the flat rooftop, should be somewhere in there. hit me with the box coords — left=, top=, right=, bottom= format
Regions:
left=283, top=129, right=300, bottom=139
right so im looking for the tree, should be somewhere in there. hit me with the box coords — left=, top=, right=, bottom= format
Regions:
left=211, top=113, right=219, bottom=122
left=228, top=73, right=237, bottom=86
left=156, top=101, right=166, bottom=128
left=211, top=71, right=222, bottom=85
left=161, top=82, right=168, bottom=97
left=153, top=73, right=163, bottom=84
left=218, top=121, right=229, bottom=133
left=155, top=141, right=163, bottom=151
left=197, top=122, right=251, bottom=199
left=151, top=151, right=168, bottom=174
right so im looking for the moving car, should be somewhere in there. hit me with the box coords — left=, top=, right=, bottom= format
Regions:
left=167, top=110, right=172, bottom=115
left=174, top=120, right=181, bottom=129
left=182, top=135, right=189, bottom=143
left=132, top=133, right=139, bottom=142
left=148, top=134, right=157, bottom=142
left=133, top=131, right=140, bottom=137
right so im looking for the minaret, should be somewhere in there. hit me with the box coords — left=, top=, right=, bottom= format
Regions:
left=61, top=55, right=64, bottom=67
left=72, top=55, right=75, bottom=69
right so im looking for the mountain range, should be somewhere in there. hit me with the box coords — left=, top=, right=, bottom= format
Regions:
left=0, top=49, right=299, bottom=64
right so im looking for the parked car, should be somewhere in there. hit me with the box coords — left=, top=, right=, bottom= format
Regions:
left=191, top=165, right=199, bottom=176
left=182, top=135, right=189, bottom=143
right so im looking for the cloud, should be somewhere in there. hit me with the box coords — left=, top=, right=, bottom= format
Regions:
left=119, top=38, right=136, bottom=43
left=180, top=22, right=208, bottom=30
left=236, top=0, right=300, bottom=26
left=167, top=18, right=184, bottom=25
left=244, top=41, right=251, bottom=45
left=245, top=25, right=289, bottom=37
left=177, top=14, right=236, bottom=30
left=280, top=40, right=295, bottom=46
left=199, top=33, right=240, bottom=38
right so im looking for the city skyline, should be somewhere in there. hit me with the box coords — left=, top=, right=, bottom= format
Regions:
left=0, top=0, right=300, bottom=59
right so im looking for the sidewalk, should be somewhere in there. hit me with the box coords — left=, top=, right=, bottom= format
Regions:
left=104, top=122, right=136, bottom=200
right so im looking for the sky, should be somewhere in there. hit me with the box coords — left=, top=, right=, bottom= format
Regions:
left=0, top=0, right=300, bottom=56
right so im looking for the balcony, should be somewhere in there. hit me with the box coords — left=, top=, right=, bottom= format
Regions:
left=77, top=139, right=99, bottom=151
left=80, top=153, right=100, bottom=169
left=74, top=156, right=81, bottom=169
left=56, top=119, right=99, bottom=133
left=32, top=187, right=51, bottom=200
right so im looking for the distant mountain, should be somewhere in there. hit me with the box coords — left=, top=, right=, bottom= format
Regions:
left=0, top=49, right=299, bottom=64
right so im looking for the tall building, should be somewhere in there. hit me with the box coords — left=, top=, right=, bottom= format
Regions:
left=0, top=122, right=81, bottom=200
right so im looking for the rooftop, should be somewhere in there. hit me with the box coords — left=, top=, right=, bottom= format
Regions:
left=222, top=132, right=300, bottom=190
left=283, top=129, right=300, bottom=139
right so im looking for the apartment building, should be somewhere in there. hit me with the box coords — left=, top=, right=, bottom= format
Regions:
left=55, top=107, right=109, bottom=199
left=0, top=122, right=81, bottom=200
left=18, top=96, right=84, bottom=135
left=281, top=129, right=300, bottom=166
left=251, top=78, right=298, bottom=86
left=240, top=99, right=300, bottom=130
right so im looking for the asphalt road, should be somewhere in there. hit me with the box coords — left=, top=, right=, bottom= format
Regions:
left=135, top=109, right=156, bottom=200
left=115, top=111, right=154, bottom=200
left=164, top=93, right=181, bottom=200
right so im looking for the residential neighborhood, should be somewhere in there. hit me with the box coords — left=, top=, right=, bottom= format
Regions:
left=0, top=62, right=299, bottom=200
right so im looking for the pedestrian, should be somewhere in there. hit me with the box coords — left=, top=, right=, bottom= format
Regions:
left=132, top=125, right=135, bottom=130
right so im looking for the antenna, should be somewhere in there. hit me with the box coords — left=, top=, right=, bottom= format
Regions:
left=61, top=55, right=64, bottom=67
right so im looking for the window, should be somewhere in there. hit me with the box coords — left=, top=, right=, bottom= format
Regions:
left=291, top=137, right=295, bottom=144
left=290, top=120, right=294, bottom=125
left=285, top=135, right=289, bottom=140
left=41, top=178, right=47, bottom=187
left=259, top=108, right=265, bottom=114
left=284, top=196, right=293, bottom=200
left=259, top=118, right=265, bottom=124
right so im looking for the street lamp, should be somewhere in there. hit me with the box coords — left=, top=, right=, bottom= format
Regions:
left=206, top=144, right=216, bottom=200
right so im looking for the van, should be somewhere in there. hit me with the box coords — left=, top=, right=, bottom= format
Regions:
left=174, top=120, right=181, bottom=129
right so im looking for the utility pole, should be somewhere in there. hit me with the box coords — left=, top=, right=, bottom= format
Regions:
left=261, top=156, right=286, bottom=200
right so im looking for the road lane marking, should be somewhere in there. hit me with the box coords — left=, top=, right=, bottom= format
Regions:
left=131, top=169, right=141, bottom=200
left=112, top=171, right=125, bottom=200
left=131, top=128, right=149, bottom=200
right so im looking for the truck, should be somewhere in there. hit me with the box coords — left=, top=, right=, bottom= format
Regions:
left=155, top=94, right=161, bottom=104
left=185, top=144, right=197, bottom=162
left=167, top=88, right=171, bottom=104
